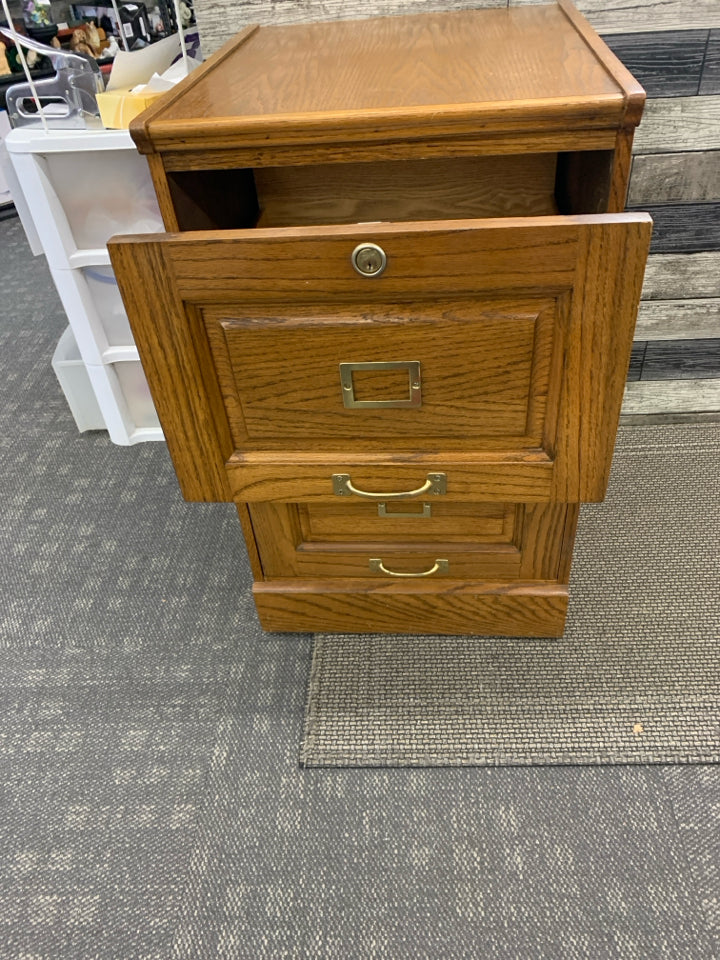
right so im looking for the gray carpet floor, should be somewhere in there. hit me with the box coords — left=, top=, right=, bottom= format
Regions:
left=1, top=214, right=719, bottom=959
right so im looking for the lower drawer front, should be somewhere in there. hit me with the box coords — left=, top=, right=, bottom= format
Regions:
left=248, top=500, right=577, bottom=583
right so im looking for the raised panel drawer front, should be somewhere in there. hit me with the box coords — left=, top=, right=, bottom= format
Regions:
left=109, top=214, right=651, bottom=505
left=248, top=501, right=575, bottom=583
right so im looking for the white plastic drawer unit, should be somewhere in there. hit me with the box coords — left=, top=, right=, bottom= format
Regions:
left=6, top=128, right=164, bottom=269
left=6, top=127, right=165, bottom=444
left=53, top=326, right=162, bottom=442
left=52, top=266, right=135, bottom=364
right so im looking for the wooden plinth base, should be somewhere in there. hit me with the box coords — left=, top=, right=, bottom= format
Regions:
left=253, top=580, right=569, bottom=637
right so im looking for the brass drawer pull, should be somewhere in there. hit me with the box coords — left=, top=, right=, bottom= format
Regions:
left=333, top=472, right=446, bottom=500
left=369, top=558, right=449, bottom=578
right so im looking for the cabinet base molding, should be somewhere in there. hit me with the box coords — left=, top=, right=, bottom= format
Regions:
left=253, top=580, right=568, bottom=637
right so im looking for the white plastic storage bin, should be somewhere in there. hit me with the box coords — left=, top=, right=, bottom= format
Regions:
left=6, top=128, right=163, bottom=269
left=84, top=358, right=163, bottom=444
left=51, top=326, right=105, bottom=432
left=41, top=148, right=163, bottom=259
left=6, top=127, right=165, bottom=444
left=51, top=265, right=135, bottom=364
left=52, top=327, right=163, bottom=444
left=82, top=266, right=133, bottom=347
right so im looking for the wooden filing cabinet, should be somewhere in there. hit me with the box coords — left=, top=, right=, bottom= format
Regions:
left=109, top=0, right=652, bottom=637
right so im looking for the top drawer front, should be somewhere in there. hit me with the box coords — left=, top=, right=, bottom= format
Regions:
left=109, top=215, right=651, bottom=503
left=205, top=296, right=556, bottom=447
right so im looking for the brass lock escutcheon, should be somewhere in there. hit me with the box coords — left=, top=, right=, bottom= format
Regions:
left=351, top=242, right=387, bottom=277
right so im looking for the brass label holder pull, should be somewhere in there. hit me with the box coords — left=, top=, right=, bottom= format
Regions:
left=369, top=558, right=449, bottom=578
left=332, top=472, right=446, bottom=500
left=377, top=502, right=432, bottom=518
left=339, top=360, right=422, bottom=409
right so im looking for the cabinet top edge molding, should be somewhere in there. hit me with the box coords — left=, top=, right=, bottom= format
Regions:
left=130, top=1, right=644, bottom=156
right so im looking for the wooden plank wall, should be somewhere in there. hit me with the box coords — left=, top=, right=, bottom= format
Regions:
left=601, top=23, right=720, bottom=416
left=193, top=0, right=720, bottom=417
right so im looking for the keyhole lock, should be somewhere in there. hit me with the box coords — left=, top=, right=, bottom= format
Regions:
left=351, top=243, right=387, bottom=277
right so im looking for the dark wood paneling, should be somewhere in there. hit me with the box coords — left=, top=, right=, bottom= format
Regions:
left=634, top=203, right=720, bottom=253
left=641, top=338, right=720, bottom=380
left=700, top=30, right=720, bottom=95
left=603, top=30, right=708, bottom=97
left=627, top=342, right=646, bottom=381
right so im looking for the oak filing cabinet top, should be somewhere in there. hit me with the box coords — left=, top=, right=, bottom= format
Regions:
left=129, top=0, right=644, bottom=160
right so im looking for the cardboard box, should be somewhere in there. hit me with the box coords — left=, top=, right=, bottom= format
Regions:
left=97, top=87, right=165, bottom=130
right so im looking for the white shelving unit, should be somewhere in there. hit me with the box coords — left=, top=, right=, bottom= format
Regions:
left=6, top=127, right=165, bottom=444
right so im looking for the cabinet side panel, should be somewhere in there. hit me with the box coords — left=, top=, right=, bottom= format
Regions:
left=109, top=239, right=234, bottom=501
left=146, top=153, right=180, bottom=231
left=608, top=127, right=636, bottom=212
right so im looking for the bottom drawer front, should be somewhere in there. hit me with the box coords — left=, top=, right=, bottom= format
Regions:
left=253, top=580, right=569, bottom=637
left=292, top=549, right=519, bottom=580
left=249, top=501, right=577, bottom=582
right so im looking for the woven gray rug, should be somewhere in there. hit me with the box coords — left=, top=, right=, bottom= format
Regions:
left=301, top=425, right=720, bottom=767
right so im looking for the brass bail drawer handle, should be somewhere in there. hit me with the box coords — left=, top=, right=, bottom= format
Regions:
left=369, top=558, right=449, bottom=578
left=332, top=472, right=446, bottom=500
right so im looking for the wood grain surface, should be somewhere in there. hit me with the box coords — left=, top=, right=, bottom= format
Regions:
left=254, top=155, right=559, bottom=227
left=641, top=339, right=720, bottom=380
left=700, top=30, right=720, bottom=95
left=629, top=152, right=720, bottom=205
left=298, top=501, right=516, bottom=543
left=226, top=453, right=556, bottom=504
left=252, top=579, right=569, bottom=636
left=194, top=1, right=505, bottom=58
left=108, top=240, right=235, bottom=502
left=116, top=1, right=663, bottom=637
left=193, top=0, right=720, bottom=57
left=249, top=500, right=571, bottom=581
left=112, top=214, right=650, bottom=502
left=635, top=299, right=720, bottom=340
left=133, top=4, right=639, bottom=159
left=641, top=253, right=720, bottom=299
left=550, top=215, right=651, bottom=500
left=509, top=0, right=720, bottom=36
left=623, top=378, right=720, bottom=414
left=633, top=96, right=720, bottom=153
left=603, top=30, right=707, bottom=98
left=639, top=203, right=720, bottom=253
left=156, top=130, right=619, bottom=172
left=209, top=298, right=555, bottom=446
left=628, top=343, right=646, bottom=380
